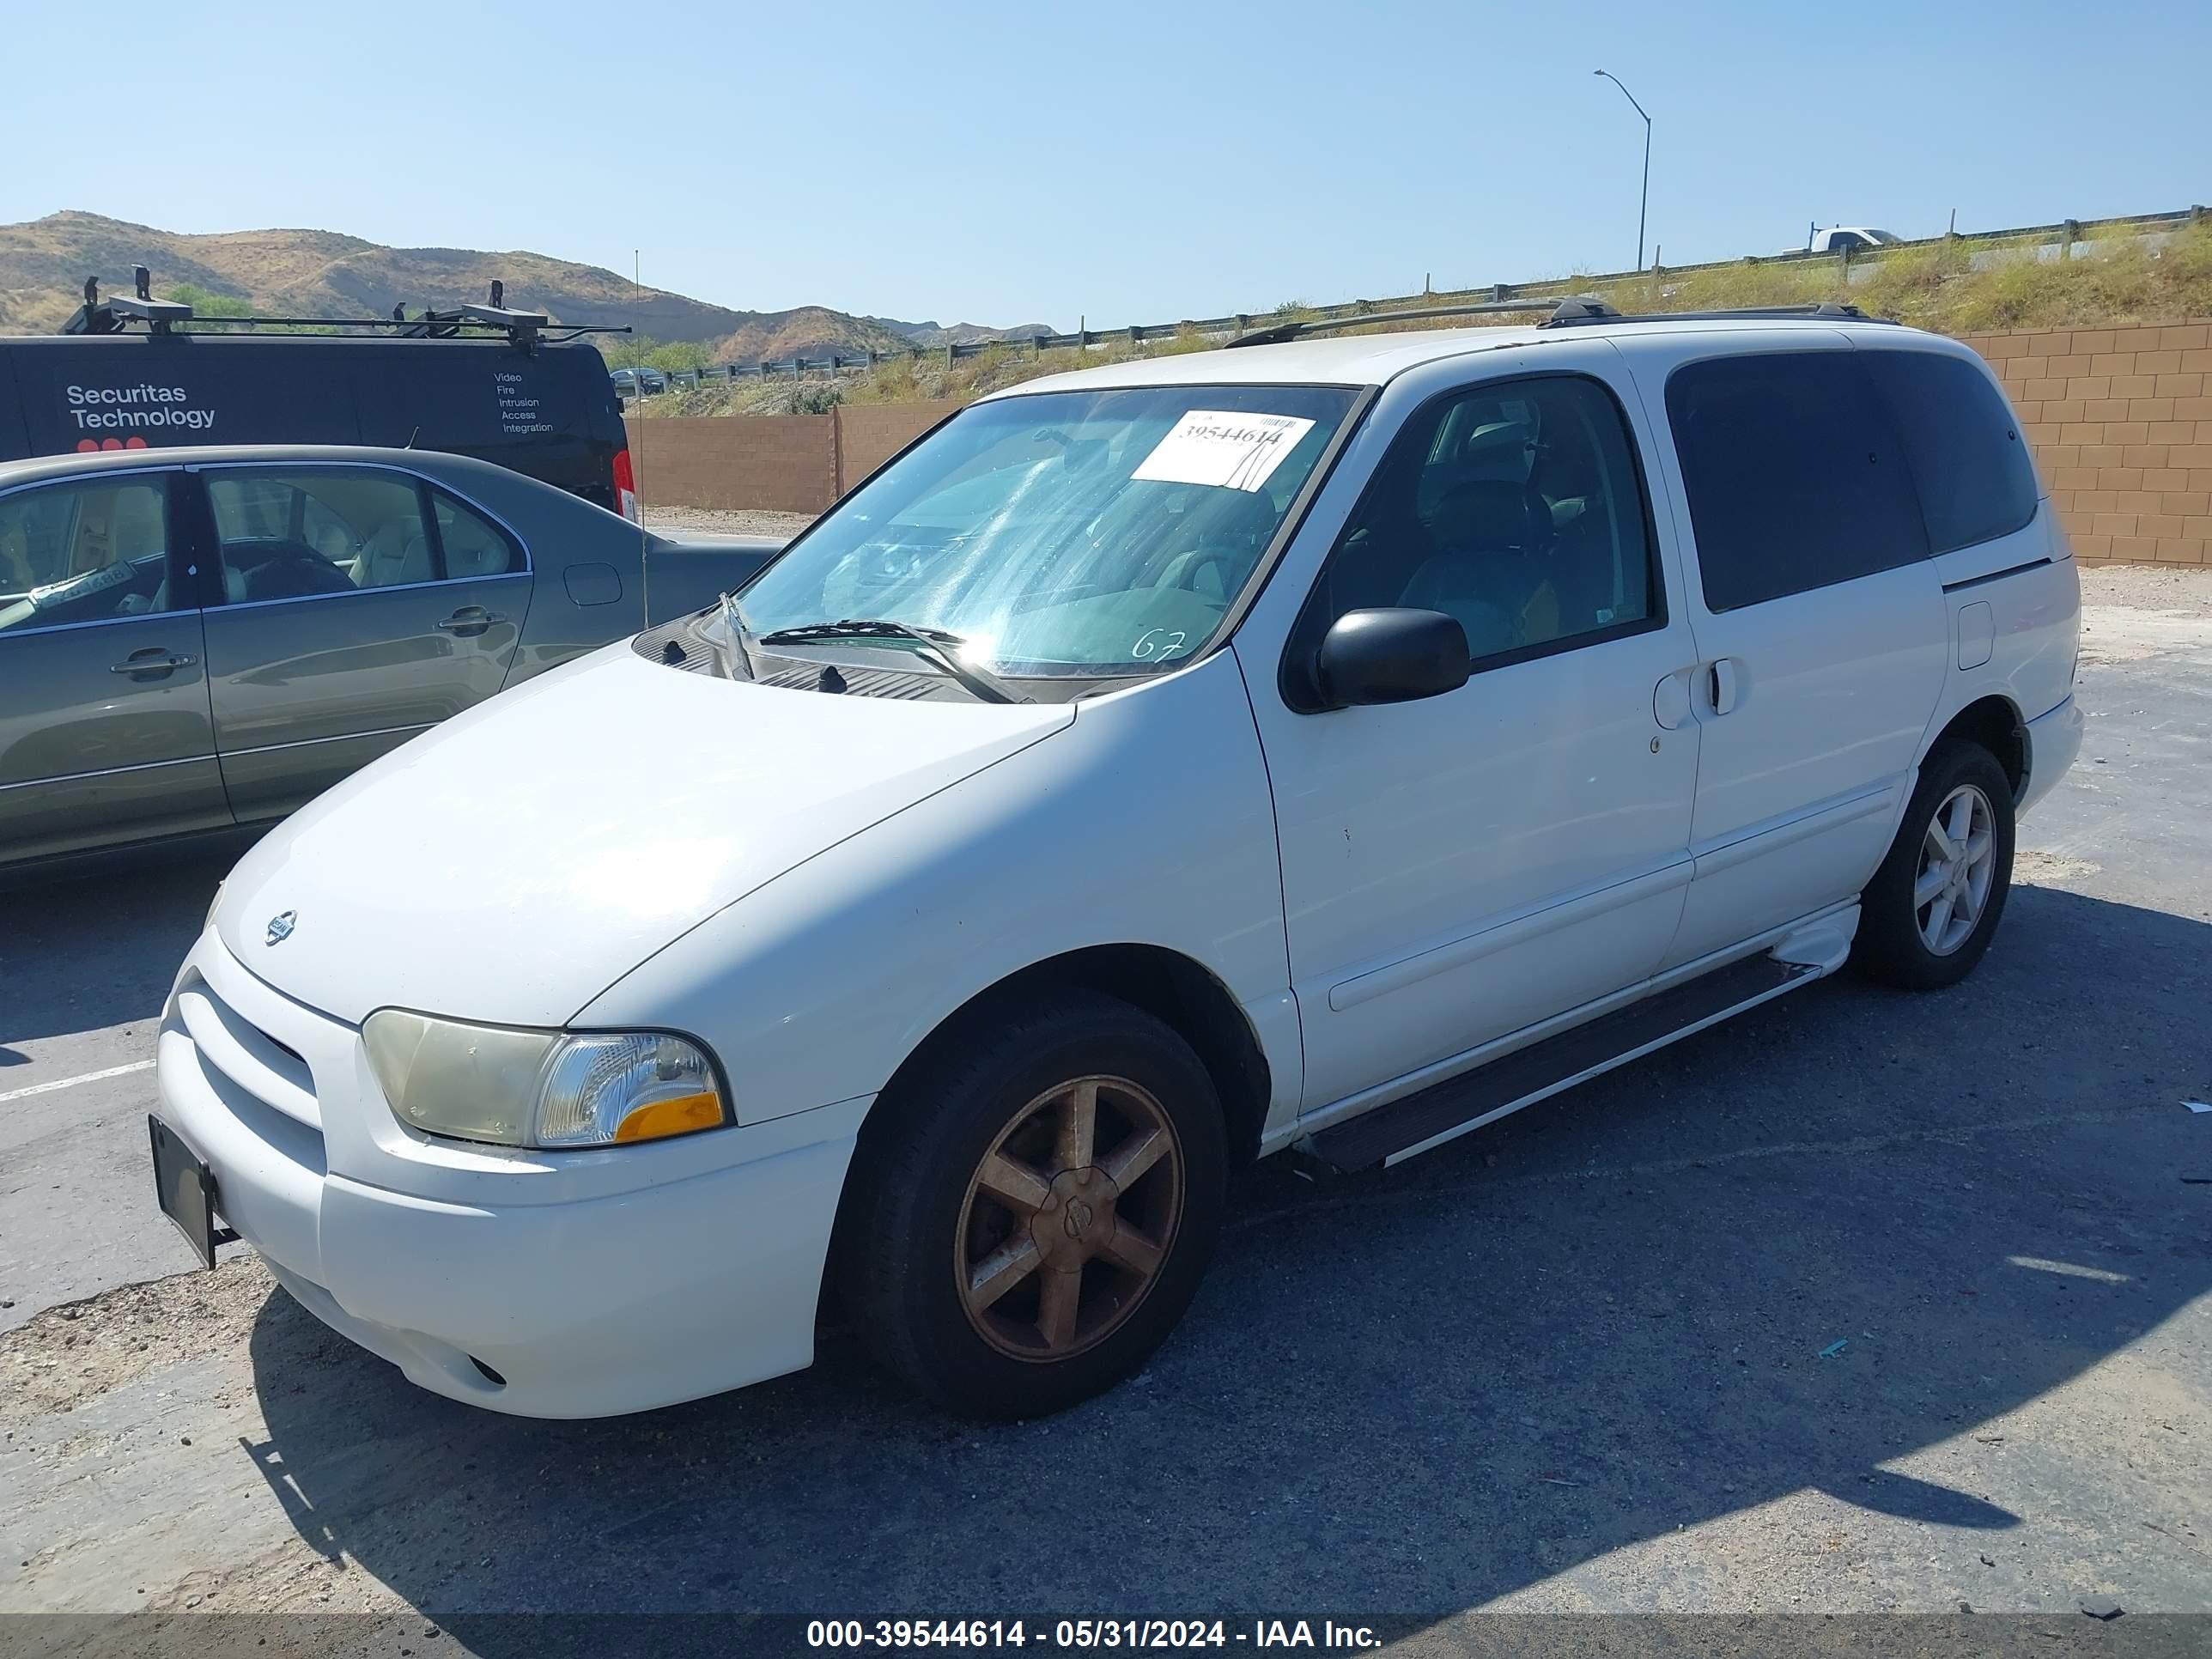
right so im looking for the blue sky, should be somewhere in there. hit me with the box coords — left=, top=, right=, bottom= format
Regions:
left=6, top=1, right=2206, bottom=330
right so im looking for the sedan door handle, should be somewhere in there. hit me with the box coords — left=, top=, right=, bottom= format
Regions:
left=111, top=652, right=198, bottom=676
left=434, top=610, right=507, bottom=635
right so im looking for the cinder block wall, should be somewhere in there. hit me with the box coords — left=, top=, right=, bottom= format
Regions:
left=837, top=401, right=963, bottom=483
left=635, top=331, right=2212, bottom=565
left=628, top=401, right=961, bottom=515
left=1962, top=320, right=2212, bottom=565
left=629, top=414, right=837, bottom=515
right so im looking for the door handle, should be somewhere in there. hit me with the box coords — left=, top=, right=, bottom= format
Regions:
left=1707, top=658, right=1742, bottom=716
left=434, top=610, right=507, bottom=635
left=111, top=652, right=198, bottom=676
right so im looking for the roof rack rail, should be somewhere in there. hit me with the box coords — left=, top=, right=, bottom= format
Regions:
left=58, top=272, right=627, bottom=353
left=1222, top=296, right=1890, bottom=349
left=1541, top=301, right=1888, bottom=328
left=62, top=267, right=195, bottom=336
left=1225, top=295, right=1618, bottom=348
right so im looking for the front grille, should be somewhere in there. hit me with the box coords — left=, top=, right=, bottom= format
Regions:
left=174, top=972, right=322, bottom=1130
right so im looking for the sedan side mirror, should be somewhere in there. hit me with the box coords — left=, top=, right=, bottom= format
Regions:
left=1309, top=607, right=1470, bottom=710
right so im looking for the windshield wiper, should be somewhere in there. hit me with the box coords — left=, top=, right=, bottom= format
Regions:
left=717, top=591, right=758, bottom=681
left=758, top=619, right=965, bottom=645
left=756, top=619, right=1030, bottom=705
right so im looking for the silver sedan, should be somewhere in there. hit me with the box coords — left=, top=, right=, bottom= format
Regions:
left=0, top=444, right=777, bottom=869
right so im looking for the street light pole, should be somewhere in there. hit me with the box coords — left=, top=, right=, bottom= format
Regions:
left=1593, top=70, right=1651, bottom=272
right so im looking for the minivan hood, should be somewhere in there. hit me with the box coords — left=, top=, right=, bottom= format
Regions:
left=216, top=648, right=1073, bottom=1026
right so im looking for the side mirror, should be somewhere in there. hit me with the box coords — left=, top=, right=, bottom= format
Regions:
left=1307, top=607, right=1470, bottom=711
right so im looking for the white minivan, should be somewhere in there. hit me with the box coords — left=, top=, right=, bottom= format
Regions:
left=152, top=301, right=2083, bottom=1420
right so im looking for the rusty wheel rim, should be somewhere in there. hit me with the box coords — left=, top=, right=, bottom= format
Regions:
left=955, top=1075, right=1184, bottom=1363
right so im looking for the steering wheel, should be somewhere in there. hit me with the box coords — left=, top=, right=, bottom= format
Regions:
left=238, top=541, right=355, bottom=601
left=1158, top=547, right=1238, bottom=599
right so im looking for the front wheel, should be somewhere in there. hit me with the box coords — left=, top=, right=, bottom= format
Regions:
left=1853, top=739, right=2016, bottom=990
left=837, top=993, right=1226, bottom=1418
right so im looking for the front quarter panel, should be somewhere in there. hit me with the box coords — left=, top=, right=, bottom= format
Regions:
left=577, top=650, right=1297, bottom=1132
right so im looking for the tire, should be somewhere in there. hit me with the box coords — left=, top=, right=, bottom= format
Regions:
left=1853, top=738, right=2016, bottom=991
left=836, top=991, right=1227, bottom=1419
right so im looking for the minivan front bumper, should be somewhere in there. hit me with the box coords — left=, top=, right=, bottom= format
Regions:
left=152, top=929, right=863, bottom=1419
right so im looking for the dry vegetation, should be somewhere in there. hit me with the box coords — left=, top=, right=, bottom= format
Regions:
left=633, top=321, right=1227, bottom=417
left=632, top=222, right=2212, bottom=418
left=1634, top=220, right=2212, bottom=332
left=0, top=211, right=904, bottom=364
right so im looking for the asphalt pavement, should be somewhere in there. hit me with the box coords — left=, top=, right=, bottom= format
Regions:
left=1, top=565, right=2207, bottom=1643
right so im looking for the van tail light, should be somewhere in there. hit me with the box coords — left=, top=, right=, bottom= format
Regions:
left=611, top=447, right=640, bottom=524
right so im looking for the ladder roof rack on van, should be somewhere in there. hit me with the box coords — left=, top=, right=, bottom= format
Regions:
left=1224, top=296, right=1888, bottom=348
left=61, top=271, right=629, bottom=354
left=1540, top=300, right=1893, bottom=328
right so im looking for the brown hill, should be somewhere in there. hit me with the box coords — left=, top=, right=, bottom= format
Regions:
left=0, top=211, right=921, bottom=364
left=906, top=321, right=1059, bottom=347
left=0, top=210, right=755, bottom=342
left=709, top=306, right=912, bottom=364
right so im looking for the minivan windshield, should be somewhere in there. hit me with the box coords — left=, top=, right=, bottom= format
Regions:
left=734, top=384, right=1358, bottom=678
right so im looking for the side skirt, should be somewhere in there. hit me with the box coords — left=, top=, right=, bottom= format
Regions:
left=1296, top=945, right=1837, bottom=1175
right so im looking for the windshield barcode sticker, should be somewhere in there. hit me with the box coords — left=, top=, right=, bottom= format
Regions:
left=1131, top=410, right=1317, bottom=493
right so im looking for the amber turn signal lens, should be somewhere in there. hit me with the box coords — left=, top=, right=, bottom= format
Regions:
left=613, top=1091, right=727, bottom=1144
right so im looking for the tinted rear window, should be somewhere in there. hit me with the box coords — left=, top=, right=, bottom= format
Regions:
left=1666, top=352, right=1929, bottom=612
left=1863, top=349, right=2040, bottom=554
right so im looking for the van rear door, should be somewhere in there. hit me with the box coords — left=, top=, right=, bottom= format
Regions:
left=579, top=346, right=630, bottom=516
left=1633, top=333, right=1951, bottom=968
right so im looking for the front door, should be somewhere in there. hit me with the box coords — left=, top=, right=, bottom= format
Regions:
left=0, top=470, right=228, bottom=865
left=1629, top=338, right=1951, bottom=967
left=1243, top=364, right=1704, bottom=1113
left=193, top=464, right=532, bottom=821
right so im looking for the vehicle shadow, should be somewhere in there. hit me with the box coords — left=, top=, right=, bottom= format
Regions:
left=0, top=834, right=252, bottom=1053
left=243, top=883, right=2209, bottom=1632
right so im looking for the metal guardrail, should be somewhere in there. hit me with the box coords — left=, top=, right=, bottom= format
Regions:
left=617, top=205, right=2207, bottom=398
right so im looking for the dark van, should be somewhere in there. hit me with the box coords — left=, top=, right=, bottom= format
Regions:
left=0, top=321, right=638, bottom=520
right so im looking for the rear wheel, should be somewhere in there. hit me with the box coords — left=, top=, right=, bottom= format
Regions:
left=838, top=993, right=1226, bottom=1418
left=1853, top=740, right=2015, bottom=990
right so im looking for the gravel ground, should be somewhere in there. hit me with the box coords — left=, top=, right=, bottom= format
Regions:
left=1, top=563, right=2207, bottom=1649
left=642, top=505, right=813, bottom=540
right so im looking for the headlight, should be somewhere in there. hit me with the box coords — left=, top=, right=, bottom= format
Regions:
left=362, top=1010, right=728, bottom=1149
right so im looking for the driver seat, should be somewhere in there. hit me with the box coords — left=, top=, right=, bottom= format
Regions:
left=1401, top=479, right=1557, bottom=655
